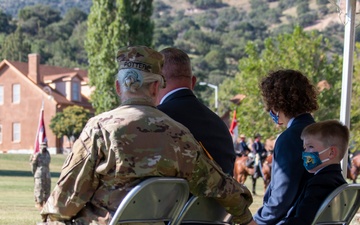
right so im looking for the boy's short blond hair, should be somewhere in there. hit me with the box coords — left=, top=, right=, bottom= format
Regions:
left=301, top=120, right=350, bottom=160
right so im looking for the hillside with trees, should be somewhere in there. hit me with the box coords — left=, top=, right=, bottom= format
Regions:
left=1, top=0, right=360, bottom=151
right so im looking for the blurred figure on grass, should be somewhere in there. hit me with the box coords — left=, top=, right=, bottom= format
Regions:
left=30, top=142, right=51, bottom=210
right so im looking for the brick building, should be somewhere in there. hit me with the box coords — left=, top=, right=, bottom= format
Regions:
left=0, top=54, right=93, bottom=154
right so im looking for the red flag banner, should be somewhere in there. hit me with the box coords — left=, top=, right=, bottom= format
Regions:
left=229, top=109, right=238, bottom=143
left=229, top=109, right=237, bottom=134
left=33, top=107, right=47, bottom=154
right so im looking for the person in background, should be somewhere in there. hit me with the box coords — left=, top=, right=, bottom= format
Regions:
left=250, top=69, right=319, bottom=225
left=251, top=133, right=267, bottom=179
left=281, top=119, right=349, bottom=225
left=157, top=47, right=236, bottom=176
left=235, top=134, right=250, bottom=157
left=30, top=142, right=51, bottom=210
left=40, top=46, right=254, bottom=225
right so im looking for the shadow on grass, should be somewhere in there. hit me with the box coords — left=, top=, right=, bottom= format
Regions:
left=0, top=170, right=60, bottom=177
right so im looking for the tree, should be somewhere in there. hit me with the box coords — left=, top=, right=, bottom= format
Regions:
left=350, top=43, right=360, bottom=152
left=85, top=0, right=154, bottom=114
left=18, top=4, right=61, bottom=35
left=0, top=10, right=15, bottom=34
left=219, top=26, right=343, bottom=141
left=49, top=105, right=91, bottom=147
left=1, top=28, right=31, bottom=61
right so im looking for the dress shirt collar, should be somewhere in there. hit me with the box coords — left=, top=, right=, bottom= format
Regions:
left=287, top=117, right=295, bottom=128
left=159, top=87, right=189, bottom=104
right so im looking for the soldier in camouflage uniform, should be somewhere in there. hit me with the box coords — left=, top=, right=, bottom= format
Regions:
left=31, top=142, right=51, bottom=210
left=40, top=46, right=254, bottom=225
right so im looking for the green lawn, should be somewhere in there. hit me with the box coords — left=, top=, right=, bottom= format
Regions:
left=0, top=154, right=359, bottom=225
left=0, top=154, right=65, bottom=225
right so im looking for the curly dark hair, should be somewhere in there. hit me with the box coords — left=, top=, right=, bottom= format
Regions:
left=260, top=69, right=319, bottom=118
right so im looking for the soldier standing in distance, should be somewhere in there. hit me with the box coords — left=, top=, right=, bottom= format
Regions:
left=39, top=46, right=254, bottom=225
left=30, top=142, right=51, bottom=210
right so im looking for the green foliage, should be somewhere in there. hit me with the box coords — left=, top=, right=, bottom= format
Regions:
left=49, top=105, right=91, bottom=141
left=18, top=4, right=61, bottom=35
left=85, top=0, right=154, bottom=114
left=220, top=26, right=343, bottom=141
left=350, top=43, right=360, bottom=152
left=123, top=1, right=154, bottom=47
left=0, top=10, right=15, bottom=34
left=62, top=8, right=88, bottom=27
left=187, top=0, right=223, bottom=9
left=296, top=2, right=309, bottom=16
left=1, top=28, right=31, bottom=61
left=0, top=0, right=92, bottom=17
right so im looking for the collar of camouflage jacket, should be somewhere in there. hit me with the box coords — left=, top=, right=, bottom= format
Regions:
left=121, top=97, right=156, bottom=108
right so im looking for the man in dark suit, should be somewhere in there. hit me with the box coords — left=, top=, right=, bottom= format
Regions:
left=156, top=47, right=236, bottom=176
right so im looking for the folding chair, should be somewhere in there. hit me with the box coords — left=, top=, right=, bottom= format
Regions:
left=311, top=183, right=360, bottom=225
left=173, top=195, right=232, bottom=225
left=109, top=177, right=190, bottom=225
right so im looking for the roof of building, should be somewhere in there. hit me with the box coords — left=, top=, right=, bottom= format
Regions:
left=1, top=59, right=92, bottom=109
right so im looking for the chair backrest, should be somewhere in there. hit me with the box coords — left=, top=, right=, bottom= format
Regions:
left=311, top=183, right=360, bottom=225
left=172, top=195, right=233, bottom=225
left=109, top=177, right=189, bottom=225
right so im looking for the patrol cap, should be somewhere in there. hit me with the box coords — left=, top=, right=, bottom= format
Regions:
left=116, top=46, right=166, bottom=88
left=40, top=142, right=47, bottom=147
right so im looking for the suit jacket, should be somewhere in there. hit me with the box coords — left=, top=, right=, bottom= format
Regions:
left=254, top=113, right=315, bottom=225
left=157, top=89, right=236, bottom=175
left=282, top=164, right=347, bottom=225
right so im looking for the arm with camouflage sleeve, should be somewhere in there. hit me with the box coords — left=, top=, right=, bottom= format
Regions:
left=31, top=154, right=38, bottom=175
left=188, top=145, right=254, bottom=224
left=41, top=124, right=101, bottom=222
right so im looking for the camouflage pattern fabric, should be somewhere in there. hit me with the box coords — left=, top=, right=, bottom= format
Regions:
left=40, top=98, right=253, bottom=225
left=117, top=46, right=166, bottom=88
left=31, top=150, right=51, bottom=204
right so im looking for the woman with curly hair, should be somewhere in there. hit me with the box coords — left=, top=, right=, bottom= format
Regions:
left=252, top=69, right=319, bottom=225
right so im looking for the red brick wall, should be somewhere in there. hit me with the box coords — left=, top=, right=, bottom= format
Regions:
left=0, top=65, right=59, bottom=153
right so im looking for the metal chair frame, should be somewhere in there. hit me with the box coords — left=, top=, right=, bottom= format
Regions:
left=312, top=183, right=360, bottom=225
left=109, top=177, right=190, bottom=225
left=173, top=195, right=232, bottom=225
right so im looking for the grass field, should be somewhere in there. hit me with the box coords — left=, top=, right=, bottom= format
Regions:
left=0, top=154, right=359, bottom=225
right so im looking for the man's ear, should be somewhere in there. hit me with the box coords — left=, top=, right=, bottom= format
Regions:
left=329, top=146, right=338, bottom=159
left=115, top=80, right=121, bottom=96
left=150, top=81, right=161, bottom=97
left=191, top=76, right=197, bottom=90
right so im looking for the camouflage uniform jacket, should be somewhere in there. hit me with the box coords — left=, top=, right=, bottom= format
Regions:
left=40, top=98, right=253, bottom=225
left=31, top=150, right=51, bottom=178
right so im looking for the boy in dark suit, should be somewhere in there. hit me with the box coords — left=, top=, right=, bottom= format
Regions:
left=281, top=120, right=349, bottom=225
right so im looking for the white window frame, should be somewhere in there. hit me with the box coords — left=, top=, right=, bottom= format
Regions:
left=0, top=85, right=3, bottom=105
left=13, top=123, right=20, bottom=142
left=12, top=84, right=20, bottom=104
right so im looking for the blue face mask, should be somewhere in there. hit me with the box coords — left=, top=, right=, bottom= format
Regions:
left=269, top=110, right=279, bottom=124
left=302, top=147, right=330, bottom=171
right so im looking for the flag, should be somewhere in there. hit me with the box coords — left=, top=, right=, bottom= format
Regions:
left=33, top=107, right=47, bottom=154
left=229, top=109, right=238, bottom=143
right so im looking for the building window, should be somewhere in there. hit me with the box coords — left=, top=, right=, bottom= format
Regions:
left=0, top=85, right=3, bottom=105
left=13, top=123, right=20, bottom=142
left=0, top=125, right=2, bottom=143
left=12, top=84, right=20, bottom=104
left=72, top=82, right=80, bottom=101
